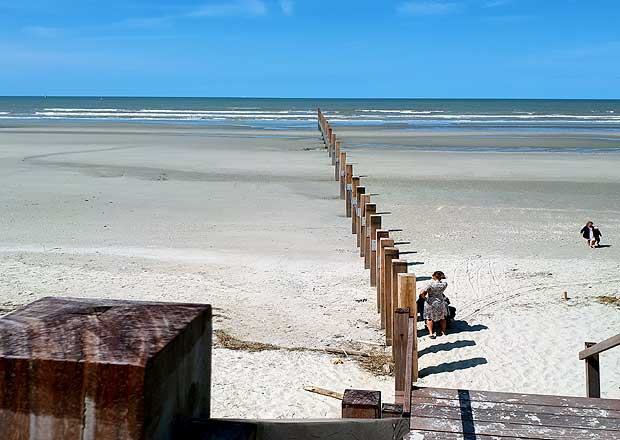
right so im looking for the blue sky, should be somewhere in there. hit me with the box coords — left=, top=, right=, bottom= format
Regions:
left=1, top=0, right=619, bottom=98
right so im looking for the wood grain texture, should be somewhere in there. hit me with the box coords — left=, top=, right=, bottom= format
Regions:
left=0, top=297, right=212, bottom=440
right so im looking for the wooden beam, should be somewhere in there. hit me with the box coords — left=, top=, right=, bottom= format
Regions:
left=584, top=342, right=601, bottom=398
left=391, top=260, right=408, bottom=351
left=354, top=186, right=365, bottom=237
left=363, top=204, right=377, bottom=266
left=383, top=247, right=399, bottom=346
left=370, top=217, right=383, bottom=287
left=351, top=177, right=360, bottom=228
left=342, top=389, right=381, bottom=419
left=378, top=237, right=394, bottom=328
left=345, top=165, right=353, bottom=217
left=358, top=193, right=369, bottom=250
left=579, top=333, right=620, bottom=360
left=393, top=308, right=410, bottom=406
left=339, top=152, right=347, bottom=199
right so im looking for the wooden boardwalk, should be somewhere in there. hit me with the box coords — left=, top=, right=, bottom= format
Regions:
left=408, top=387, right=620, bottom=439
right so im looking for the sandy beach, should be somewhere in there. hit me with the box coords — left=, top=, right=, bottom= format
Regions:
left=0, top=121, right=618, bottom=419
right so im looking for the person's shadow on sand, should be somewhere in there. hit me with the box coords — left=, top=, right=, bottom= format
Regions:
left=418, top=357, right=488, bottom=378
left=418, top=340, right=476, bottom=357
left=596, top=244, right=612, bottom=248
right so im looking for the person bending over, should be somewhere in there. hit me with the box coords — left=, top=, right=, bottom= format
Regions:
left=419, top=271, right=448, bottom=339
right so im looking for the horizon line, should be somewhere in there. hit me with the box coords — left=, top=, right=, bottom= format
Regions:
left=1, top=95, right=620, bottom=101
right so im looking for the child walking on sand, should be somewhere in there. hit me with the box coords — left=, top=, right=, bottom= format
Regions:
left=419, top=271, right=449, bottom=339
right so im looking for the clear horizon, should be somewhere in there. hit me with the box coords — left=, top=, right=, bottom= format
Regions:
left=2, top=1, right=619, bottom=99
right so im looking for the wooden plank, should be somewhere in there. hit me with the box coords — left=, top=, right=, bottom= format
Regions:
left=411, top=387, right=620, bottom=411
left=304, top=386, right=344, bottom=400
left=407, top=431, right=511, bottom=439
left=411, top=396, right=620, bottom=419
left=410, top=416, right=618, bottom=439
left=412, top=402, right=620, bottom=431
left=579, top=334, right=620, bottom=359
left=185, top=418, right=409, bottom=440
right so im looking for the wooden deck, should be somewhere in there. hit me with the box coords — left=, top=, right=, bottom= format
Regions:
left=408, top=386, right=620, bottom=439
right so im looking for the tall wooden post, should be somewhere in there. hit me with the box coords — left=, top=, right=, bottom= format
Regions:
left=330, top=132, right=336, bottom=158
left=340, top=152, right=347, bottom=199
left=358, top=193, right=369, bottom=249
left=371, top=223, right=385, bottom=289
left=383, top=247, right=399, bottom=344
left=334, top=141, right=341, bottom=178
left=351, top=182, right=366, bottom=234
left=332, top=138, right=338, bottom=166
left=393, top=308, right=410, bottom=406
left=327, top=127, right=332, bottom=151
left=345, top=166, right=353, bottom=217
left=398, top=274, right=418, bottom=382
left=585, top=342, right=601, bottom=398
left=364, top=204, right=377, bottom=266
left=391, top=260, right=408, bottom=350
left=378, top=237, right=394, bottom=328
left=351, top=181, right=362, bottom=234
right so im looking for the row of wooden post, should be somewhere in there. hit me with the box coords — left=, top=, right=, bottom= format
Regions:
left=318, top=109, right=418, bottom=409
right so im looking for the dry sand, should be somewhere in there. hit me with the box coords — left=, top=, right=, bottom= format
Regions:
left=0, top=122, right=618, bottom=418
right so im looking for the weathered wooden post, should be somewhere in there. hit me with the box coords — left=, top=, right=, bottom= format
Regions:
left=339, top=152, right=347, bottom=199
left=391, top=260, right=408, bottom=350
left=383, top=247, right=399, bottom=345
left=345, top=166, right=353, bottom=217
left=352, top=182, right=363, bottom=234
left=334, top=141, right=341, bottom=179
left=393, top=307, right=410, bottom=406
left=584, top=342, right=601, bottom=398
left=398, top=273, right=418, bottom=382
left=332, top=138, right=338, bottom=166
left=0, top=297, right=212, bottom=440
left=378, top=236, right=394, bottom=328
left=364, top=204, right=377, bottom=265
left=358, top=193, right=369, bottom=249
left=330, top=132, right=336, bottom=158
left=350, top=176, right=360, bottom=225
left=326, top=126, right=332, bottom=150
left=342, top=389, right=381, bottom=419
left=371, top=223, right=385, bottom=289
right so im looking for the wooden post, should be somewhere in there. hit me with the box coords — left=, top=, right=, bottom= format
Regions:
left=371, top=223, right=385, bottom=289
left=330, top=132, right=336, bottom=158
left=339, top=152, right=347, bottom=199
left=327, top=127, right=332, bottom=151
left=334, top=141, right=341, bottom=178
left=404, top=316, right=417, bottom=412
left=353, top=184, right=365, bottom=235
left=342, top=389, right=381, bottom=419
left=358, top=193, right=369, bottom=249
left=0, top=297, right=212, bottom=439
left=584, top=342, right=601, bottom=398
left=345, top=167, right=354, bottom=217
left=332, top=138, right=338, bottom=166
left=364, top=204, right=377, bottom=267
left=391, top=260, right=408, bottom=350
left=383, top=247, right=399, bottom=345
left=349, top=176, right=360, bottom=225
left=397, top=274, right=417, bottom=318
left=399, top=274, right=418, bottom=384
left=393, top=308, right=410, bottom=406
left=378, top=237, right=394, bottom=327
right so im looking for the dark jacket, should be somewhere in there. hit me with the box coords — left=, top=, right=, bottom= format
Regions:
left=581, top=226, right=602, bottom=240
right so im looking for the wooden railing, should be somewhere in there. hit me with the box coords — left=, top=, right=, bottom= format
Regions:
left=578, top=333, right=620, bottom=398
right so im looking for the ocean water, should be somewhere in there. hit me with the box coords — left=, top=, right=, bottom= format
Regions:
left=1, top=97, right=620, bottom=131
